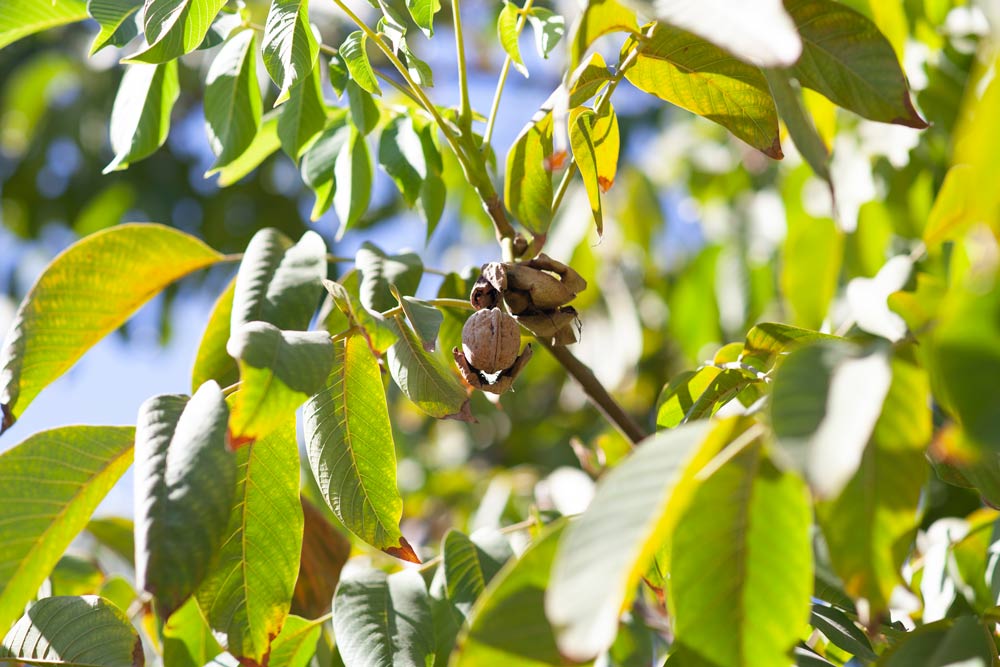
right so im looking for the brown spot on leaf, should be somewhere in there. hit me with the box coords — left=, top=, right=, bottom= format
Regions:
left=763, top=135, right=784, bottom=160
left=444, top=399, right=476, bottom=423
left=227, top=429, right=254, bottom=450
left=384, top=536, right=421, bottom=564
left=0, top=403, right=13, bottom=436
left=544, top=150, right=568, bottom=171
left=131, top=636, right=145, bottom=667
left=597, top=176, right=614, bottom=194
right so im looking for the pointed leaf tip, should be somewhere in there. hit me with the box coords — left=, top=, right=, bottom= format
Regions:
left=384, top=537, right=421, bottom=563
left=445, top=400, right=476, bottom=423
left=228, top=429, right=255, bottom=449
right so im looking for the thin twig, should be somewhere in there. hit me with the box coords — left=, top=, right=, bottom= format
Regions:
left=483, top=0, right=535, bottom=146
left=538, top=339, right=647, bottom=445
left=452, top=0, right=472, bottom=131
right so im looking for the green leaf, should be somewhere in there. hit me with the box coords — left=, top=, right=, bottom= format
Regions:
left=379, top=114, right=427, bottom=207
left=923, top=164, right=975, bottom=250
left=442, top=530, right=513, bottom=616
left=230, top=228, right=327, bottom=333
left=497, top=2, right=527, bottom=77
left=134, top=382, right=236, bottom=618
left=0, top=427, right=134, bottom=632
left=0, top=54, right=78, bottom=160
left=302, top=335, right=417, bottom=562
left=0, top=0, right=88, bottom=51
left=452, top=522, right=567, bottom=667
left=322, top=276, right=398, bottom=354
left=656, top=366, right=751, bottom=429
left=546, top=422, right=712, bottom=660
left=227, top=322, right=334, bottom=446
left=277, top=67, right=326, bottom=160
left=878, top=616, right=998, bottom=667
left=953, top=54, right=1000, bottom=233
left=387, top=315, right=472, bottom=421
left=340, top=31, right=381, bottom=96
left=568, top=52, right=611, bottom=107
left=526, top=8, right=563, bottom=59
left=784, top=0, right=927, bottom=128
left=86, top=518, right=135, bottom=566
left=406, top=0, right=438, bottom=37
left=87, top=0, right=141, bottom=54
left=332, top=569, right=434, bottom=667
left=125, top=0, right=227, bottom=64
left=771, top=342, right=892, bottom=499
left=269, top=616, right=322, bottom=667
left=764, top=68, right=832, bottom=187
left=668, top=442, right=812, bottom=667
left=417, top=122, right=445, bottom=238
left=928, top=279, right=1000, bottom=451
left=196, top=422, right=304, bottom=665
left=333, top=126, right=373, bottom=238
left=104, top=61, right=179, bottom=173
left=625, top=23, right=781, bottom=158
left=400, top=41, right=433, bottom=87
left=208, top=114, right=281, bottom=184
left=568, top=0, right=637, bottom=70
left=505, top=110, right=553, bottom=233
left=346, top=82, right=380, bottom=136
left=646, top=0, right=801, bottom=67
left=816, top=349, right=930, bottom=615
left=569, top=104, right=618, bottom=236
left=162, top=597, right=223, bottom=667
left=809, top=603, right=876, bottom=662
left=780, top=206, right=843, bottom=329
left=263, top=0, right=320, bottom=105
left=49, top=556, right=103, bottom=598
left=355, top=242, right=423, bottom=314
left=292, top=498, right=351, bottom=619
left=398, top=296, right=443, bottom=352
left=0, top=224, right=221, bottom=432
left=192, top=277, right=239, bottom=393
left=0, top=596, right=142, bottom=667
left=205, top=29, right=262, bottom=170
left=742, top=322, right=839, bottom=369
left=301, top=117, right=351, bottom=220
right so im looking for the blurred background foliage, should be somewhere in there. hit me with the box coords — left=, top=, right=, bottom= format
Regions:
left=0, top=0, right=993, bottom=562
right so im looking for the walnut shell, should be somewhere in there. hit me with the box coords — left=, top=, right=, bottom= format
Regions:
left=461, top=308, right=520, bottom=373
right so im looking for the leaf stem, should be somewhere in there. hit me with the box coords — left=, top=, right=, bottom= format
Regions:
left=380, top=297, right=474, bottom=319
left=537, top=339, right=647, bottom=445
left=483, top=0, right=535, bottom=146
left=452, top=0, right=472, bottom=131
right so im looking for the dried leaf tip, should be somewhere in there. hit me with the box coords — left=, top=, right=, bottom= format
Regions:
left=384, top=537, right=421, bottom=563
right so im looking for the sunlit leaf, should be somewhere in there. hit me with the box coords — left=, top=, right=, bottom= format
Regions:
left=780, top=201, right=842, bottom=329
left=88, top=0, right=141, bottom=54
left=86, top=517, right=135, bottom=567
left=196, top=422, right=304, bottom=666
left=192, top=277, right=239, bottom=393
left=277, top=67, right=326, bottom=160
left=0, top=427, right=134, bottom=632
left=0, top=0, right=88, bottom=51
left=526, top=8, right=564, bottom=59
left=263, top=0, right=319, bottom=104
left=625, top=23, right=781, bottom=158
left=497, top=2, right=527, bottom=77
left=406, top=0, right=438, bottom=37
left=302, top=335, right=417, bottom=562
left=333, top=126, right=373, bottom=238
left=230, top=228, right=327, bottom=333
left=379, top=114, right=427, bottom=207
left=546, top=422, right=711, bottom=660
left=0, top=224, right=221, bottom=432
left=669, top=441, right=812, bottom=667
left=816, top=348, right=930, bottom=615
left=742, top=322, right=839, bottom=369
left=441, top=529, right=513, bottom=618
left=387, top=315, right=472, bottom=421
left=104, top=61, right=179, bottom=172
left=878, top=616, right=997, bottom=667
left=784, top=0, right=927, bottom=128
left=333, top=569, right=435, bottom=667
left=205, top=29, right=262, bottom=170
left=923, top=164, right=976, bottom=250
left=505, top=109, right=553, bottom=233
left=765, top=69, right=831, bottom=187
left=340, top=30, right=381, bottom=96
left=569, top=103, right=618, bottom=236
left=0, top=596, right=142, bottom=667
left=125, top=0, right=227, bottom=64
left=656, top=366, right=751, bottom=429
left=452, top=523, right=567, bottom=667
left=398, top=295, right=443, bottom=352
left=355, top=242, right=423, bottom=314
left=809, top=603, right=876, bottom=662
left=208, top=114, right=281, bottom=185
left=269, top=616, right=322, bottom=667
left=568, top=0, right=637, bottom=70
left=227, top=322, right=334, bottom=446
left=134, top=382, right=236, bottom=618
left=346, top=82, right=380, bottom=135
left=162, top=596, right=222, bottom=667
